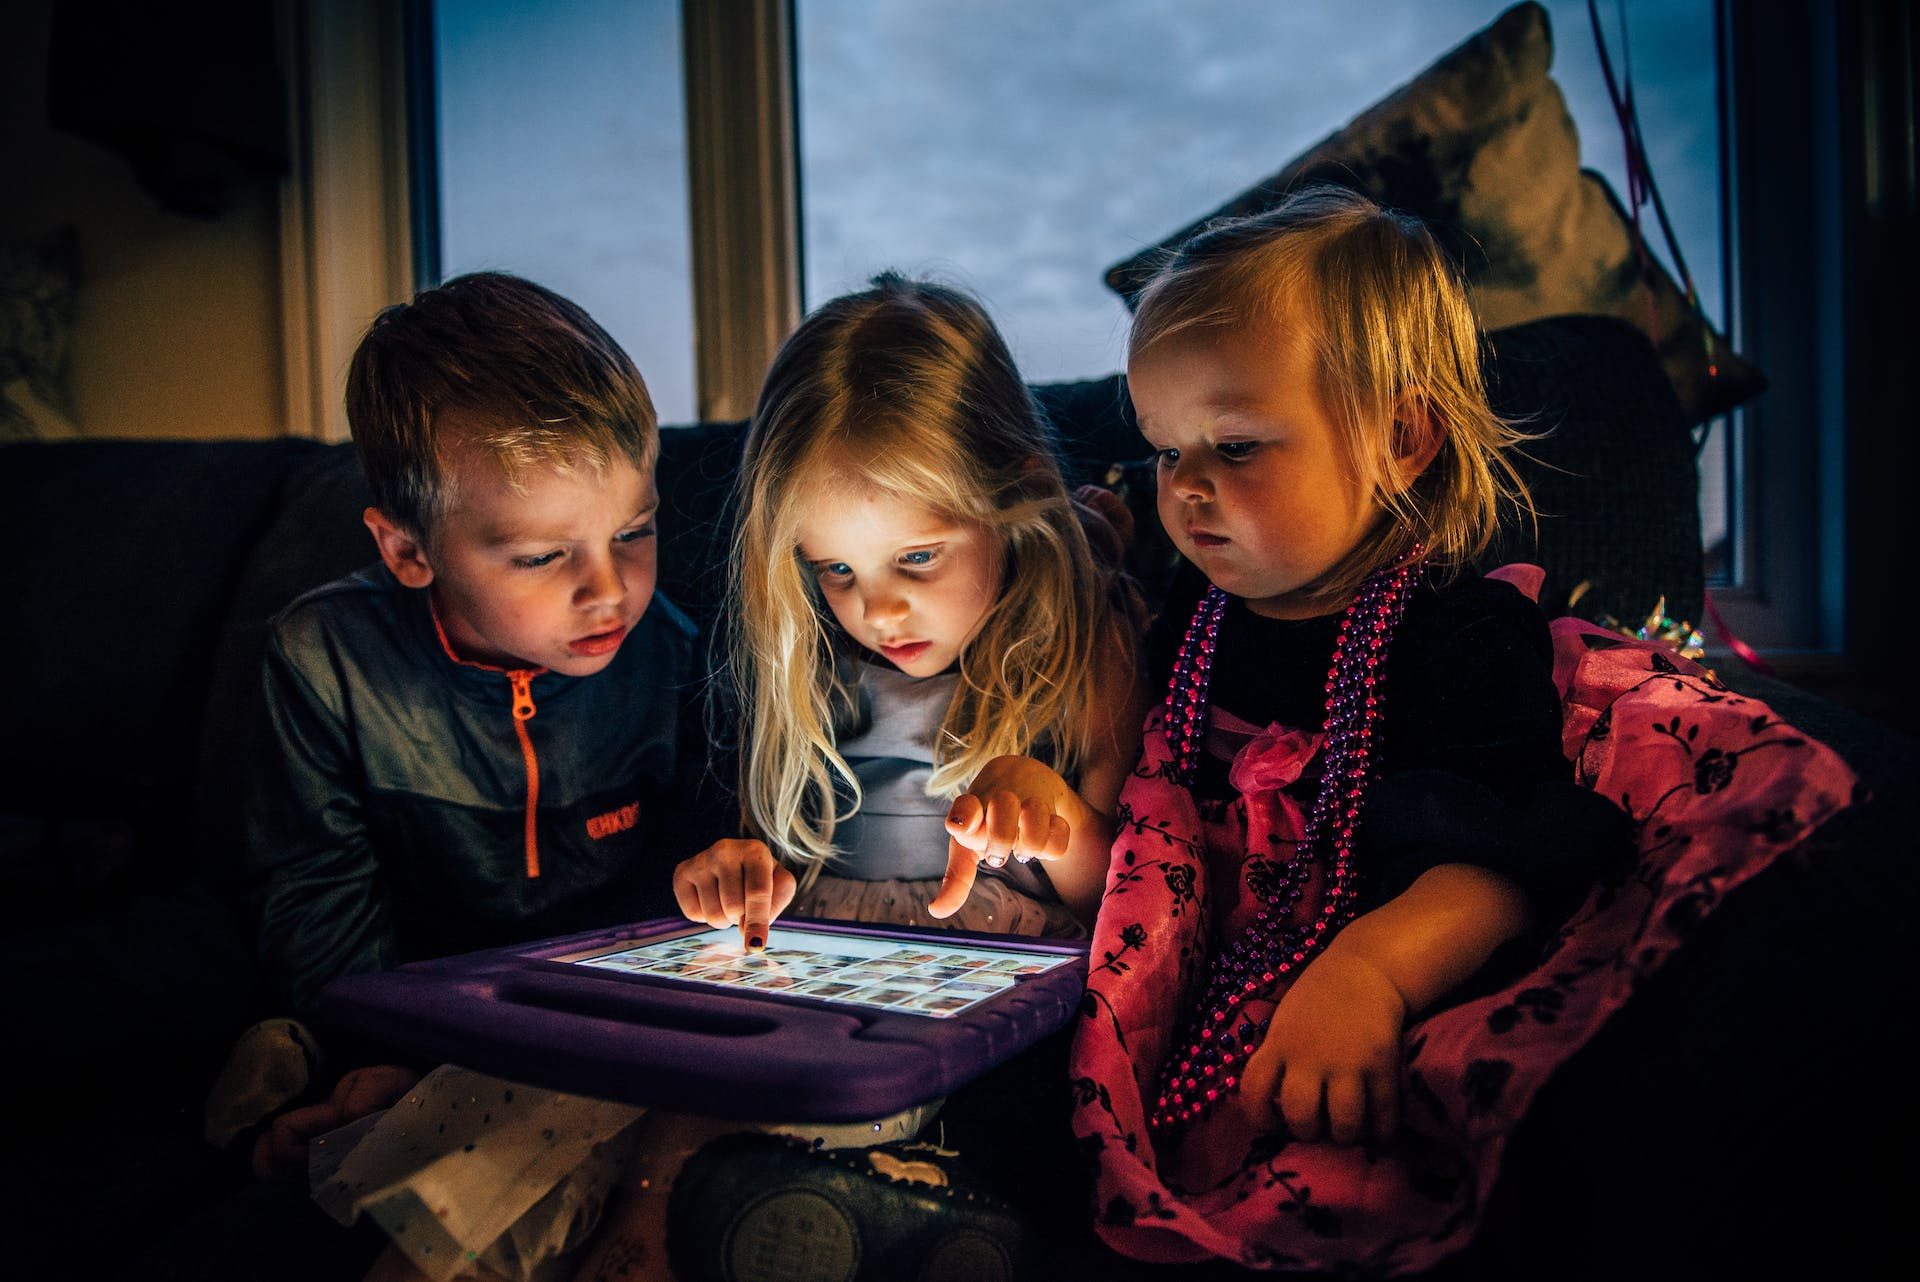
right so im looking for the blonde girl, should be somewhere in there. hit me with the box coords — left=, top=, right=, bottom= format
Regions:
left=673, top=272, right=1146, bottom=944
left=572, top=277, right=1145, bottom=1282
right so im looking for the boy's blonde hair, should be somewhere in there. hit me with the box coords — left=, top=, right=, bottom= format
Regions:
left=732, top=273, right=1120, bottom=886
left=345, top=271, right=658, bottom=541
left=1129, top=184, right=1534, bottom=608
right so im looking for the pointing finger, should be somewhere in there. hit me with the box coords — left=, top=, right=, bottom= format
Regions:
left=741, top=852, right=774, bottom=950
left=927, top=838, right=980, bottom=919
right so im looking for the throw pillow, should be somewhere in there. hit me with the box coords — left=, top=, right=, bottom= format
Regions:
left=1102, top=0, right=1763, bottom=427
left=0, top=226, right=82, bottom=440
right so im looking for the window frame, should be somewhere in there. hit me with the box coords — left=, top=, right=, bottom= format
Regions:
left=1705, top=0, right=1848, bottom=662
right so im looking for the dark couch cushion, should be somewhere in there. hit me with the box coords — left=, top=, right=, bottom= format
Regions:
left=0, top=440, right=323, bottom=1189
left=0, top=438, right=337, bottom=912
left=656, top=417, right=749, bottom=633
left=1033, top=375, right=1140, bottom=483
left=1481, top=313, right=1703, bottom=627
left=193, top=443, right=376, bottom=886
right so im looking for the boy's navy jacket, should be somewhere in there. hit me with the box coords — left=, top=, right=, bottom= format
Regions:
left=244, top=565, right=725, bottom=1015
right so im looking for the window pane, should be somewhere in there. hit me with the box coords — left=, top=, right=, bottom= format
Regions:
left=434, top=0, right=695, bottom=423
left=795, top=0, right=1723, bottom=548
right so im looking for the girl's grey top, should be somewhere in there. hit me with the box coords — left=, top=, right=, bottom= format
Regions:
left=833, top=663, right=959, bottom=879
left=830, top=660, right=1059, bottom=904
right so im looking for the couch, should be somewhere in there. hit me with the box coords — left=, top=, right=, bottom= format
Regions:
left=2, top=313, right=1912, bottom=1281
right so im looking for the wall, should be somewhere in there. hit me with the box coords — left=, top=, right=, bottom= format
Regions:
left=2, top=0, right=286, bottom=441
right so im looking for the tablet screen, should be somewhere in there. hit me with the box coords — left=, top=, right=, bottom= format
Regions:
left=554, top=923, right=1076, bottom=1019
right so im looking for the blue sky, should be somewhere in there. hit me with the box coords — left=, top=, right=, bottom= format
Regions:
left=436, top=1, right=1718, bottom=427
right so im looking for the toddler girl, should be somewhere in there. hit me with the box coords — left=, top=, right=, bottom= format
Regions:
left=1066, top=185, right=1854, bottom=1272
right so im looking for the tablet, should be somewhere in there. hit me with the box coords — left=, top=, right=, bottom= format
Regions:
left=316, top=916, right=1090, bottom=1122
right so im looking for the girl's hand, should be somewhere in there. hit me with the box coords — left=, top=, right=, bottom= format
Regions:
left=1236, top=950, right=1407, bottom=1146
left=932, top=755, right=1080, bottom=918
left=672, top=838, right=798, bottom=950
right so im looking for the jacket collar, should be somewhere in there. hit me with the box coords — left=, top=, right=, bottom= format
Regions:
left=396, top=585, right=554, bottom=703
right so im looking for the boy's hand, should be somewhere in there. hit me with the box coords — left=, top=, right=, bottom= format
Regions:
left=1236, top=951, right=1407, bottom=1146
left=932, top=755, right=1080, bottom=918
left=672, top=838, right=797, bottom=950
left=251, top=1063, right=421, bottom=1182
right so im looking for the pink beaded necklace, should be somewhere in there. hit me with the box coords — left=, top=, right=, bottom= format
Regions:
left=1149, top=547, right=1424, bottom=1137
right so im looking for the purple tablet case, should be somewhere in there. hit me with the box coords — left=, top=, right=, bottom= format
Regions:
left=316, top=916, right=1089, bottom=1121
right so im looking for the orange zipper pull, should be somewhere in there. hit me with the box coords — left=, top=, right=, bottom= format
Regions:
left=508, top=671, right=541, bottom=877
left=508, top=671, right=537, bottom=722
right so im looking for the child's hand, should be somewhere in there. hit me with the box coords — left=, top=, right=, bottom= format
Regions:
left=1238, top=863, right=1532, bottom=1145
left=251, top=1063, right=421, bottom=1182
left=672, top=838, right=798, bottom=950
left=1237, top=951, right=1407, bottom=1146
left=1071, top=482, right=1135, bottom=563
left=932, top=755, right=1081, bottom=918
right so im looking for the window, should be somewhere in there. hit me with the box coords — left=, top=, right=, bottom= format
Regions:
left=428, top=0, right=697, bottom=423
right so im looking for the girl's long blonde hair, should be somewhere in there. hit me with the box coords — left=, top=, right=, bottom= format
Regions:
left=1129, top=184, right=1537, bottom=610
left=730, top=274, right=1121, bottom=887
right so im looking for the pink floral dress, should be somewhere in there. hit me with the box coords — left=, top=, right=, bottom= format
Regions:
left=1068, top=573, right=1862, bottom=1274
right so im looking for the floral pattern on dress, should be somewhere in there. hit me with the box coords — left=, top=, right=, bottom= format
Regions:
left=1068, top=611, right=1863, bottom=1275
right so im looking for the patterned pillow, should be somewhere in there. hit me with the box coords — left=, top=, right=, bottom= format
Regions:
left=1102, top=0, right=1763, bottom=427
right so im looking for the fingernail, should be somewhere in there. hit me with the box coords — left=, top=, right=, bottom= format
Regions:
left=747, top=935, right=764, bottom=949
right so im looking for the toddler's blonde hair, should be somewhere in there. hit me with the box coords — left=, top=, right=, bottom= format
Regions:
left=730, top=274, right=1122, bottom=886
left=1129, top=184, right=1535, bottom=609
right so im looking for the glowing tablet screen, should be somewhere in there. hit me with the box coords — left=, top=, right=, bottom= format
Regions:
left=557, top=924, right=1075, bottom=1018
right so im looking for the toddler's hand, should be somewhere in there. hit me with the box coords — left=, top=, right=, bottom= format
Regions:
left=932, top=755, right=1079, bottom=919
left=673, top=838, right=798, bottom=950
left=250, top=1063, right=420, bottom=1182
left=1237, top=951, right=1407, bottom=1146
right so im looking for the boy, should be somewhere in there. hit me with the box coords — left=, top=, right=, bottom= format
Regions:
left=243, top=270, right=718, bottom=1050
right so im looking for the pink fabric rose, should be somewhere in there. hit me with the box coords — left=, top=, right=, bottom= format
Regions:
left=1226, top=723, right=1322, bottom=795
